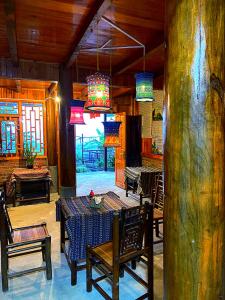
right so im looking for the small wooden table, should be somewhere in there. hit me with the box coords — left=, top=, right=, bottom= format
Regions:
left=5, top=168, right=51, bottom=206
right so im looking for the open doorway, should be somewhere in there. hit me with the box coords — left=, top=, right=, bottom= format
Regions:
left=76, top=113, right=116, bottom=196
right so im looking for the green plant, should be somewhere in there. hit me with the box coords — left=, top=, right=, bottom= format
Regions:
left=96, top=128, right=104, bottom=145
left=108, top=156, right=115, bottom=167
left=24, top=144, right=37, bottom=165
left=76, top=165, right=89, bottom=173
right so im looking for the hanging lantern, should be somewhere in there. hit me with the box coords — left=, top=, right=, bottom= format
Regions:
left=86, top=72, right=111, bottom=111
left=69, top=100, right=85, bottom=125
left=135, top=72, right=154, bottom=102
left=102, top=121, right=121, bottom=147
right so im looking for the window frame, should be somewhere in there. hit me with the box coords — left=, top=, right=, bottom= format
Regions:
left=0, top=99, right=47, bottom=160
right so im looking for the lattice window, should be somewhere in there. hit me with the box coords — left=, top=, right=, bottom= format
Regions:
left=22, top=103, right=45, bottom=155
left=0, top=120, right=17, bottom=154
left=0, top=102, right=18, bottom=115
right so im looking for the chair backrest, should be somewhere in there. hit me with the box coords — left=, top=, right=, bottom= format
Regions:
left=117, top=202, right=153, bottom=257
left=0, top=191, right=14, bottom=244
left=153, top=174, right=164, bottom=210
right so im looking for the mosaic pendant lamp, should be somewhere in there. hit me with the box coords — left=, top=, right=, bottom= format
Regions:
left=86, top=73, right=111, bottom=111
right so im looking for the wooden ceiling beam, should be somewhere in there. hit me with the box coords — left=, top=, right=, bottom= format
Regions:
left=65, top=0, right=111, bottom=68
left=0, top=58, right=59, bottom=81
left=15, top=80, right=21, bottom=92
left=47, top=82, right=57, bottom=95
left=113, top=42, right=165, bottom=75
left=3, top=0, right=18, bottom=65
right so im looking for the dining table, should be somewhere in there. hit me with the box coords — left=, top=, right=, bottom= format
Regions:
left=56, top=191, right=130, bottom=285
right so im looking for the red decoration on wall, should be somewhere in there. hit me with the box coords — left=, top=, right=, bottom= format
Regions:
left=90, top=112, right=101, bottom=119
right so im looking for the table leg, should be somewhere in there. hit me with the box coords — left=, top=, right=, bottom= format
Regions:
left=125, top=178, right=128, bottom=197
left=71, top=260, right=77, bottom=285
left=140, top=194, right=143, bottom=205
left=60, top=209, right=65, bottom=253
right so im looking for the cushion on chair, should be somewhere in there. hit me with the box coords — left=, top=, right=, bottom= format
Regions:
left=153, top=208, right=163, bottom=221
left=13, top=225, right=48, bottom=243
left=91, top=242, right=113, bottom=267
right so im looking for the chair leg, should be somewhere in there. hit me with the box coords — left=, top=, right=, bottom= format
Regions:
left=86, top=246, right=92, bottom=292
left=71, top=260, right=77, bottom=286
left=1, top=248, right=8, bottom=292
left=119, top=264, right=125, bottom=278
left=131, top=259, right=136, bottom=270
left=155, top=220, right=160, bottom=237
left=45, top=237, right=52, bottom=280
left=112, top=265, right=119, bottom=300
left=42, top=241, right=46, bottom=261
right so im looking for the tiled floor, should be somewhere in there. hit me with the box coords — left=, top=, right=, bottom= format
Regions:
left=76, top=171, right=122, bottom=196
left=0, top=171, right=163, bottom=299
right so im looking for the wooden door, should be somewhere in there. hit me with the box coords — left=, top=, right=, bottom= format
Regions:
left=115, top=112, right=126, bottom=188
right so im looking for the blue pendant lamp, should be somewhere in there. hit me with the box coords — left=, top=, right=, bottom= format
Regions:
left=135, top=72, right=154, bottom=102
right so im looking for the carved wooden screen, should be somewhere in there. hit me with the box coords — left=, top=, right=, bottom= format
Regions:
left=1, top=120, right=17, bottom=154
left=0, top=101, right=46, bottom=158
left=0, top=102, right=20, bottom=156
left=22, top=103, right=45, bottom=155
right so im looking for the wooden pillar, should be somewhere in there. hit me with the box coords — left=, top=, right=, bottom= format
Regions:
left=58, top=65, right=76, bottom=196
left=164, top=0, right=225, bottom=299
left=46, top=97, right=58, bottom=192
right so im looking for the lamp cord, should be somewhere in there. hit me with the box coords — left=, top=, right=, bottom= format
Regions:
left=97, top=21, right=99, bottom=71
left=143, top=46, right=146, bottom=72
left=76, top=58, right=79, bottom=82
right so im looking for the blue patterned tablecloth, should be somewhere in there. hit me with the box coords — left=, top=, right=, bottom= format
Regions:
left=56, top=191, right=129, bottom=261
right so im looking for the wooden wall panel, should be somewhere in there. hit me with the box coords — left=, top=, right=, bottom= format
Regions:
left=0, top=87, right=45, bottom=100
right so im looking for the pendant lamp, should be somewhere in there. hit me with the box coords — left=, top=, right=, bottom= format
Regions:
left=69, top=100, right=85, bottom=125
left=135, top=72, right=154, bottom=102
left=86, top=73, right=111, bottom=111
left=102, top=121, right=121, bottom=147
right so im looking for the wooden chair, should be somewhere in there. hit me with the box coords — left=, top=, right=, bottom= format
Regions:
left=153, top=174, right=164, bottom=243
left=0, top=191, right=52, bottom=292
left=86, top=202, right=154, bottom=300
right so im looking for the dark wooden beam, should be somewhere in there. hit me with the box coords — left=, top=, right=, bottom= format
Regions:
left=47, top=82, right=57, bottom=96
left=3, top=0, right=18, bottom=65
left=15, top=80, right=21, bottom=92
left=58, top=65, right=76, bottom=196
left=65, top=0, right=111, bottom=68
left=113, top=42, right=165, bottom=75
left=0, top=58, right=59, bottom=81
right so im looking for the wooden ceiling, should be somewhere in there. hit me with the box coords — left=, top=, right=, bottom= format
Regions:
left=0, top=0, right=165, bottom=90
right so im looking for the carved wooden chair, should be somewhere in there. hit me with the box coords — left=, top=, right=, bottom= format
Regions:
left=86, top=202, right=154, bottom=300
left=153, top=174, right=164, bottom=243
left=0, top=191, right=52, bottom=292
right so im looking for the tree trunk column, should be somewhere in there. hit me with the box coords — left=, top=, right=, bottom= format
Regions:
left=164, top=1, right=225, bottom=299
left=58, top=65, right=76, bottom=196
